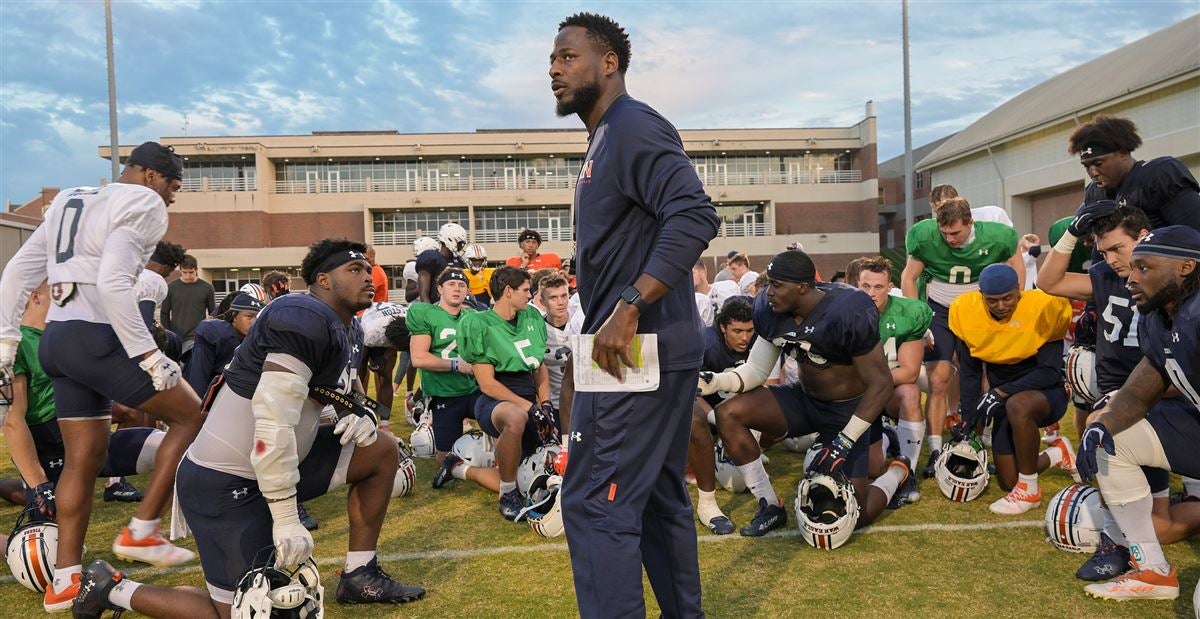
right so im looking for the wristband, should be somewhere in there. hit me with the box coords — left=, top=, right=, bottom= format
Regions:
left=450, top=359, right=459, bottom=373
left=839, top=415, right=872, bottom=442
left=1053, top=230, right=1078, bottom=254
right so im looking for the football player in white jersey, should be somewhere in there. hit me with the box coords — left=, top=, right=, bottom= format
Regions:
left=0, top=142, right=203, bottom=612
left=538, top=272, right=573, bottom=412
left=357, top=300, right=406, bottom=429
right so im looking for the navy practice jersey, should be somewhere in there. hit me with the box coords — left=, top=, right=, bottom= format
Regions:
left=573, top=95, right=720, bottom=371
left=222, top=293, right=355, bottom=398
left=184, top=319, right=241, bottom=396
left=751, top=283, right=879, bottom=368
left=1139, top=290, right=1200, bottom=412
left=1089, top=262, right=1143, bottom=392
left=1083, top=157, right=1200, bottom=231
left=701, top=324, right=749, bottom=407
left=415, top=249, right=466, bottom=304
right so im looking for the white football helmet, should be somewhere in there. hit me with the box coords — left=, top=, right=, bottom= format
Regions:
left=409, top=419, right=435, bottom=459
left=6, top=508, right=57, bottom=592
left=1065, top=345, right=1101, bottom=407
left=239, top=283, right=269, bottom=302
left=1045, top=483, right=1104, bottom=553
left=231, top=556, right=324, bottom=619
left=803, top=440, right=824, bottom=473
left=518, top=444, right=561, bottom=497
left=714, top=440, right=747, bottom=493
left=413, top=236, right=439, bottom=257
left=462, top=244, right=488, bottom=273
left=452, top=430, right=496, bottom=468
left=406, top=390, right=428, bottom=428
left=392, top=438, right=417, bottom=498
left=795, top=473, right=859, bottom=550
left=438, top=223, right=469, bottom=258
left=781, top=433, right=818, bottom=455
left=935, top=439, right=990, bottom=502
left=526, top=475, right=566, bottom=538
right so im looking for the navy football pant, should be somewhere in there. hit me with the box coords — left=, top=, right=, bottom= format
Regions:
left=562, top=370, right=703, bottom=619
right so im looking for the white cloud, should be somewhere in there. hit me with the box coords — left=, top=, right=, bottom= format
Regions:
left=449, top=0, right=489, bottom=17
left=372, top=0, right=420, bottom=46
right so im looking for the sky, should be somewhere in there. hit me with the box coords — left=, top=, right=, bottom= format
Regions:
left=0, top=0, right=1196, bottom=206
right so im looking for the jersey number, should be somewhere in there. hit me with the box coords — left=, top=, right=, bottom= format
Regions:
left=1101, top=298, right=1139, bottom=347
left=438, top=328, right=458, bottom=360
left=55, top=198, right=85, bottom=263
left=1165, top=358, right=1200, bottom=409
left=948, top=266, right=972, bottom=285
left=513, top=338, right=540, bottom=367
left=883, top=336, right=899, bottom=367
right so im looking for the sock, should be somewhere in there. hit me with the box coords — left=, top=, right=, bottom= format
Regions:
left=1151, top=488, right=1169, bottom=500
left=1017, top=473, right=1038, bottom=495
left=870, top=461, right=908, bottom=502
left=736, top=459, right=778, bottom=505
left=107, top=476, right=122, bottom=487
left=1102, top=506, right=1129, bottom=546
left=109, top=579, right=142, bottom=610
left=53, top=565, right=81, bottom=591
left=1184, top=477, right=1200, bottom=498
left=897, top=420, right=925, bottom=464
left=1107, top=495, right=1169, bottom=573
left=499, top=481, right=517, bottom=497
left=345, top=550, right=376, bottom=572
left=880, top=433, right=892, bottom=457
left=928, top=434, right=943, bottom=454
left=128, top=517, right=160, bottom=541
left=696, top=489, right=725, bottom=524
left=451, top=462, right=470, bottom=481
left=1042, top=445, right=1063, bottom=468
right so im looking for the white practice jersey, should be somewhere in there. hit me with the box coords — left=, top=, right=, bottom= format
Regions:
left=544, top=316, right=572, bottom=406
left=709, top=280, right=741, bottom=313
left=695, top=292, right=715, bottom=327
left=358, top=301, right=406, bottom=348
left=0, top=183, right=167, bottom=358
left=136, top=269, right=168, bottom=305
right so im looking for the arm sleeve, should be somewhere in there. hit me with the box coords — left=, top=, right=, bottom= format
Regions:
left=138, top=300, right=157, bottom=334
left=956, top=338, right=985, bottom=412
left=622, top=111, right=721, bottom=288
left=98, top=199, right=167, bottom=358
left=184, top=328, right=216, bottom=396
left=0, top=224, right=49, bottom=342
left=730, top=336, right=782, bottom=391
left=160, top=285, right=173, bottom=331
left=995, top=340, right=1066, bottom=395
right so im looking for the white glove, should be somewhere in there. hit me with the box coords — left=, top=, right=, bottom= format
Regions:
left=267, top=496, right=314, bottom=567
left=698, top=370, right=741, bottom=397
left=334, top=411, right=378, bottom=447
left=138, top=350, right=181, bottom=391
left=0, top=338, right=18, bottom=386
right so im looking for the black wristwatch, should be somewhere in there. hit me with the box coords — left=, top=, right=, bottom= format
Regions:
left=620, top=285, right=651, bottom=313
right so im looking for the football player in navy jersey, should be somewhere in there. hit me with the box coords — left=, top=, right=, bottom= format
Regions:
left=688, top=296, right=754, bottom=535
left=703, top=250, right=904, bottom=537
left=73, top=239, right=425, bottom=619
left=1077, top=226, right=1200, bottom=601
left=1069, top=115, right=1200, bottom=230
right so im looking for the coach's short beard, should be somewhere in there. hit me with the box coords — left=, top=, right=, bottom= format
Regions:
left=556, top=81, right=601, bottom=118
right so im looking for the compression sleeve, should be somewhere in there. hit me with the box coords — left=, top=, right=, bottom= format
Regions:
left=0, top=224, right=48, bottom=343
left=250, top=370, right=311, bottom=501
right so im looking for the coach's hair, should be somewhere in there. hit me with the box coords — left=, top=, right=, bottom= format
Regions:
left=929, top=184, right=959, bottom=207
left=728, top=253, right=750, bottom=268
left=538, top=273, right=569, bottom=302
left=559, top=13, right=631, bottom=74
left=489, top=265, right=531, bottom=300
left=846, top=256, right=892, bottom=286
left=180, top=254, right=198, bottom=270
left=935, top=197, right=973, bottom=227
left=1091, top=206, right=1151, bottom=242
left=716, top=296, right=754, bottom=329
left=1068, top=114, right=1142, bottom=155
left=300, top=238, right=368, bottom=285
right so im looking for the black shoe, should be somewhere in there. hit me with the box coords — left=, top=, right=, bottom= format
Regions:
left=432, top=453, right=463, bottom=489
left=499, top=490, right=524, bottom=521
left=1075, top=533, right=1132, bottom=581
left=103, top=479, right=143, bottom=503
left=702, top=514, right=735, bottom=535
left=987, top=462, right=997, bottom=476
left=887, top=457, right=919, bottom=509
left=73, top=560, right=125, bottom=619
left=297, top=502, right=318, bottom=531
left=336, top=557, right=425, bottom=605
left=739, top=497, right=787, bottom=537
left=922, top=449, right=940, bottom=479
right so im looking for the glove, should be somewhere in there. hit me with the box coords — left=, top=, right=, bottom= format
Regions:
left=553, top=447, right=569, bottom=476
left=698, top=371, right=741, bottom=397
left=1091, top=392, right=1113, bottom=413
left=0, top=338, right=19, bottom=386
left=1076, top=422, right=1115, bottom=482
left=950, top=420, right=970, bottom=443
left=29, top=482, right=56, bottom=520
left=333, top=409, right=378, bottom=447
left=968, top=390, right=1007, bottom=428
left=1066, top=200, right=1119, bottom=237
left=810, top=432, right=855, bottom=476
left=530, top=402, right=560, bottom=444
left=267, top=496, right=314, bottom=567
left=138, top=350, right=181, bottom=391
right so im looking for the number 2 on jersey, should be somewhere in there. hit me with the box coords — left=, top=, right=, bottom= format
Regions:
left=55, top=198, right=85, bottom=263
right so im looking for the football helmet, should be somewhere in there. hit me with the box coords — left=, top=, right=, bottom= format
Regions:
left=409, top=420, right=435, bottom=459
left=231, top=556, right=323, bottom=619
left=1045, top=483, right=1104, bottom=553
left=451, top=430, right=496, bottom=468
left=6, top=508, right=57, bottom=592
left=1065, top=345, right=1101, bottom=407
left=239, top=283, right=269, bottom=302
left=526, top=475, right=565, bottom=538
left=803, top=440, right=824, bottom=473
left=438, top=223, right=469, bottom=258
left=934, top=438, right=990, bottom=502
left=406, top=390, right=428, bottom=428
left=714, top=440, right=747, bottom=493
left=518, top=444, right=561, bottom=497
left=781, top=433, right=818, bottom=454
left=392, top=438, right=417, bottom=498
left=462, top=244, right=488, bottom=273
left=794, top=473, right=859, bottom=550
left=412, top=236, right=439, bottom=257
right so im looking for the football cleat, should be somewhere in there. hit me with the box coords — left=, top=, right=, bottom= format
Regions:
left=887, top=456, right=917, bottom=509
left=432, top=452, right=464, bottom=489
left=112, top=527, right=195, bottom=567
left=44, top=571, right=80, bottom=613
left=499, top=490, right=524, bottom=522
left=103, top=479, right=143, bottom=503
left=336, top=557, right=425, bottom=605
left=701, top=515, right=735, bottom=536
left=739, top=498, right=787, bottom=537
left=922, top=449, right=940, bottom=479
left=72, top=560, right=125, bottom=619
left=1084, top=566, right=1178, bottom=601
left=989, top=484, right=1042, bottom=515
left=297, top=502, right=319, bottom=531
left=1076, top=533, right=1132, bottom=581
left=1047, top=436, right=1080, bottom=483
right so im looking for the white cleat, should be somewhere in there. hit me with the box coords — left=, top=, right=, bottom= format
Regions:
left=988, top=485, right=1042, bottom=515
left=1084, top=566, right=1179, bottom=601
left=112, top=527, right=196, bottom=567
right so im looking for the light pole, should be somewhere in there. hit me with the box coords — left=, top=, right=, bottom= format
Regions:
left=902, top=0, right=914, bottom=232
left=105, top=0, right=119, bottom=180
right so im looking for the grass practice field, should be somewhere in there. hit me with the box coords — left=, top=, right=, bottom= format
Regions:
left=1, top=398, right=1198, bottom=618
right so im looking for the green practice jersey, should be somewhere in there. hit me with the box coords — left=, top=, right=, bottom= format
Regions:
left=405, top=302, right=477, bottom=397
left=906, top=219, right=1017, bottom=306
left=13, top=325, right=56, bottom=425
left=878, top=295, right=933, bottom=370
left=1047, top=216, right=1093, bottom=274
left=458, top=306, right=548, bottom=373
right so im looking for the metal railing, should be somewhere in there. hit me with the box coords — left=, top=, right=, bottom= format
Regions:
left=372, top=223, right=765, bottom=246
left=720, top=222, right=769, bottom=237
left=180, top=177, right=257, bottom=192
left=474, top=228, right=572, bottom=243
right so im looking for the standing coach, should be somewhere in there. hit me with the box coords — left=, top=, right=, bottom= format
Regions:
left=550, top=12, right=719, bottom=618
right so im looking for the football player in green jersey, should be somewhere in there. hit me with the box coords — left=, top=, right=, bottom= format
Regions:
left=850, top=257, right=932, bottom=506
left=901, top=198, right=1023, bottom=478
left=458, top=266, right=552, bottom=521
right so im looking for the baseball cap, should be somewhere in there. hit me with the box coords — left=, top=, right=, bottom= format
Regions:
left=127, top=142, right=184, bottom=181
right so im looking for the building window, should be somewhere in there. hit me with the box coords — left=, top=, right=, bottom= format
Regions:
left=180, top=156, right=256, bottom=191
left=474, top=207, right=571, bottom=243
left=712, top=203, right=767, bottom=237
left=372, top=209, right=469, bottom=246
left=207, top=266, right=299, bottom=303
left=914, top=170, right=924, bottom=190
